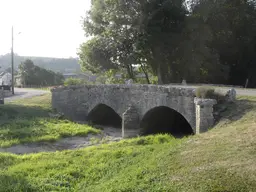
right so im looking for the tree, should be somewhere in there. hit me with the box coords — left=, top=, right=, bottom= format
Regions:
left=79, top=0, right=188, bottom=84
left=79, top=0, right=256, bottom=87
left=78, top=37, right=118, bottom=73
left=191, top=0, right=256, bottom=87
left=18, top=59, right=64, bottom=86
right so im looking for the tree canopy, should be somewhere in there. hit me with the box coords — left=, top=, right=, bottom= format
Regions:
left=78, top=0, right=256, bottom=87
left=18, top=59, right=64, bottom=86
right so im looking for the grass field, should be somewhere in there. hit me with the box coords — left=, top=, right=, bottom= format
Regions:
left=0, top=94, right=99, bottom=148
left=0, top=95, right=256, bottom=191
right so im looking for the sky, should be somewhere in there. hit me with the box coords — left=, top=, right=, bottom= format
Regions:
left=0, top=0, right=91, bottom=58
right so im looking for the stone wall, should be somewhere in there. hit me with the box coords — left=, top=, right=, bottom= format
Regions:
left=51, top=84, right=217, bottom=137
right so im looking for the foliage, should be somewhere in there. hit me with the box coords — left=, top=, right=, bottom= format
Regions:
left=0, top=94, right=99, bottom=147
left=94, top=69, right=128, bottom=84
left=195, top=86, right=226, bottom=102
left=64, top=77, right=93, bottom=86
left=93, top=69, right=158, bottom=85
left=78, top=0, right=187, bottom=84
left=78, top=0, right=256, bottom=87
left=18, top=59, right=64, bottom=86
left=195, top=86, right=215, bottom=98
left=191, top=0, right=256, bottom=87
left=104, top=69, right=126, bottom=84
left=0, top=97, right=256, bottom=191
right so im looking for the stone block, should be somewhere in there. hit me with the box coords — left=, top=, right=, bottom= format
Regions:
left=225, top=88, right=236, bottom=103
left=194, top=98, right=217, bottom=134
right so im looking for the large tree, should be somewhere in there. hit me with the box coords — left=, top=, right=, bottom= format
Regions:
left=79, top=0, right=256, bottom=87
left=191, top=0, right=256, bottom=87
left=79, top=0, right=188, bottom=84
left=18, top=59, right=64, bottom=86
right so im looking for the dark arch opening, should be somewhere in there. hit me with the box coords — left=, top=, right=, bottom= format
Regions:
left=140, top=106, right=193, bottom=138
left=87, top=104, right=122, bottom=128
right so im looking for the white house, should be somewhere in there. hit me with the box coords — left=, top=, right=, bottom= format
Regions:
left=0, top=72, right=12, bottom=86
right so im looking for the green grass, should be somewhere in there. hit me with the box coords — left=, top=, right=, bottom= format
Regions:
left=0, top=94, right=100, bottom=147
left=0, top=95, right=256, bottom=191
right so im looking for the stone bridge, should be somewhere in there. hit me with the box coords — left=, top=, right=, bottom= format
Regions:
left=51, top=85, right=216, bottom=138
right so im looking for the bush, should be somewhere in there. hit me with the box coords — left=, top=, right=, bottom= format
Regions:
left=195, top=86, right=215, bottom=98
left=64, top=78, right=92, bottom=86
left=195, top=86, right=226, bottom=103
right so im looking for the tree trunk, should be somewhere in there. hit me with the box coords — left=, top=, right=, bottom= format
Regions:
left=141, top=64, right=151, bottom=84
left=151, top=47, right=168, bottom=85
left=126, top=64, right=135, bottom=80
left=157, top=64, right=169, bottom=85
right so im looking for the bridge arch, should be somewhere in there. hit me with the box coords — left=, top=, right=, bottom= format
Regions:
left=87, top=103, right=122, bottom=128
left=140, top=106, right=194, bottom=137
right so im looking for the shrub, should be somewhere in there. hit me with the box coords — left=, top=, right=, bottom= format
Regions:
left=64, top=78, right=92, bottom=86
left=195, top=86, right=215, bottom=98
left=195, top=86, right=226, bottom=103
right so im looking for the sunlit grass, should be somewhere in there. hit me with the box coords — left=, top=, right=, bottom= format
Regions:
left=0, top=94, right=100, bottom=147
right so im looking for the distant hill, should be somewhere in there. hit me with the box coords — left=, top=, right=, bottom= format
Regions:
left=0, top=54, right=81, bottom=73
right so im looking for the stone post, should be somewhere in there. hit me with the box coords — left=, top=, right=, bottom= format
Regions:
left=0, top=88, right=4, bottom=104
left=225, top=88, right=236, bottom=103
left=122, top=105, right=140, bottom=138
left=181, top=79, right=187, bottom=85
left=194, top=98, right=217, bottom=134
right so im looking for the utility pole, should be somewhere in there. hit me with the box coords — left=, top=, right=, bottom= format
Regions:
left=11, top=26, right=14, bottom=95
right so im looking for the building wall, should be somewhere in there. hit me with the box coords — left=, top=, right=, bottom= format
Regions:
left=0, top=73, right=12, bottom=86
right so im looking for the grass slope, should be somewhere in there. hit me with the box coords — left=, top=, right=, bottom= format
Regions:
left=0, top=95, right=256, bottom=191
left=0, top=94, right=99, bottom=147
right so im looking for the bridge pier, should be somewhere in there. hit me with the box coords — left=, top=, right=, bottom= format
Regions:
left=194, top=98, right=217, bottom=134
left=122, top=105, right=140, bottom=138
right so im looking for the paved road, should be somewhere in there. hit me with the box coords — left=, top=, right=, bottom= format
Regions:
left=4, top=88, right=49, bottom=102
left=166, top=85, right=256, bottom=96
left=219, top=88, right=256, bottom=96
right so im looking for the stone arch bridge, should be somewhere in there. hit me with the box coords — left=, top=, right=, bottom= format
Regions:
left=51, top=85, right=216, bottom=138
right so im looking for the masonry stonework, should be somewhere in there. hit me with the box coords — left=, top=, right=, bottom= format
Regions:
left=122, top=105, right=140, bottom=138
left=194, top=98, right=217, bottom=134
left=51, top=85, right=217, bottom=137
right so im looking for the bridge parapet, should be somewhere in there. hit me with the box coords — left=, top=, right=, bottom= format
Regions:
left=51, top=84, right=195, bottom=96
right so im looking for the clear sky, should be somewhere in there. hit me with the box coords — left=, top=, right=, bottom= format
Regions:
left=0, top=0, right=91, bottom=58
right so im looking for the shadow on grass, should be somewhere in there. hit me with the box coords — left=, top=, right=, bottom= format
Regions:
left=0, top=174, right=36, bottom=192
left=0, top=104, right=52, bottom=146
left=214, top=99, right=256, bottom=124
left=0, top=104, right=50, bottom=120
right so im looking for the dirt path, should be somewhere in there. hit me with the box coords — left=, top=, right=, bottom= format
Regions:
left=0, top=127, right=123, bottom=155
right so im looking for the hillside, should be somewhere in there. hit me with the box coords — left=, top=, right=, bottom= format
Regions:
left=0, top=54, right=81, bottom=73
left=0, top=94, right=255, bottom=191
